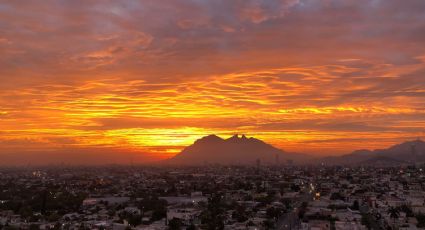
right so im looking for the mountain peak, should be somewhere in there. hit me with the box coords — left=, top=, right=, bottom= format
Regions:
left=167, top=134, right=304, bottom=165
left=226, top=134, right=254, bottom=143
left=398, top=138, right=424, bottom=145
left=386, top=139, right=425, bottom=153
left=411, top=138, right=424, bottom=144
left=205, top=134, right=221, bottom=139
left=322, top=139, right=425, bottom=165
left=194, top=134, right=224, bottom=144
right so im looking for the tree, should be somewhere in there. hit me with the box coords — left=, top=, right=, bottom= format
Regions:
left=3, top=226, right=19, bottom=230
left=263, top=220, right=274, bottom=230
left=119, top=210, right=141, bottom=226
left=388, top=207, right=400, bottom=229
left=291, top=184, right=300, bottom=192
left=47, top=212, right=61, bottom=222
left=128, top=214, right=142, bottom=226
left=351, top=200, right=359, bottom=210
left=330, top=192, right=343, bottom=201
left=399, top=205, right=413, bottom=217
left=233, top=205, right=248, bottom=222
left=29, top=224, right=40, bottom=230
left=361, top=214, right=372, bottom=230
left=53, top=223, right=61, bottom=230
left=186, top=224, right=196, bottom=230
left=19, top=205, right=33, bottom=219
left=266, top=206, right=281, bottom=219
left=78, top=223, right=87, bottom=230
left=169, top=218, right=183, bottom=230
left=299, top=201, right=308, bottom=219
left=416, top=213, right=425, bottom=228
left=200, top=193, right=225, bottom=230
left=152, top=205, right=167, bottom=221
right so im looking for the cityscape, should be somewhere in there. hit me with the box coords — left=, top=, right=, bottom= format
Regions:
left=1, top=163, right=425, bottom=229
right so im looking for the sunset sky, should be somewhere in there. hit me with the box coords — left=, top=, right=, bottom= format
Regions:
left=1, top=0, right=425, bottom=164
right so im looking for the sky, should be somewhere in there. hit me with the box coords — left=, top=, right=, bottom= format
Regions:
left=0, top=0, right=425, bottom=164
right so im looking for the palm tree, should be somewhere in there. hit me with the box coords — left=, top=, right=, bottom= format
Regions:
left=387, top=207, right=400, bottom=229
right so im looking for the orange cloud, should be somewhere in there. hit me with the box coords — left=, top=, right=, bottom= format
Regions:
left=0, top=0, right=424, bottom=164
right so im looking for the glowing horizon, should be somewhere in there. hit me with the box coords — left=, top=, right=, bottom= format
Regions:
left=0, top=0, right=425, bottom=164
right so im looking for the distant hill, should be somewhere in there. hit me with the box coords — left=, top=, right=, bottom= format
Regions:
left=359, top=156, right=407, bottom=167
left=320, top=139, right=425, bottom=166
left=166, top=134, right=310, bottom=165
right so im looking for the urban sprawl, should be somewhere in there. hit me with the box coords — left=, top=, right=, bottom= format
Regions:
left=1, top=164, right=425, bottom=230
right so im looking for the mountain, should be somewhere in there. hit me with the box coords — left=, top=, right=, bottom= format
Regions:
left=166, top=134, right=310, bottom=165
left=320, top=139, right=425, bottom=166
left=359, top=156, right=407, bottom=167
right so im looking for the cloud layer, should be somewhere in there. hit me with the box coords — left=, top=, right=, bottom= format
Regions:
left=0, top=0, right=424, bottom=163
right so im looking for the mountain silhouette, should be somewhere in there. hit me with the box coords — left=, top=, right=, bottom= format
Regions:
left=166, top=134, right=309, bottom=165
left=320, top=139, right=425, bottom=165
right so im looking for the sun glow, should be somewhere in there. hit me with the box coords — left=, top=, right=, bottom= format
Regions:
left=104, top=127, right=215, bottom=148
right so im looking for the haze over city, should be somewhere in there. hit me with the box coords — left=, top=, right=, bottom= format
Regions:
left=1, top=0, right=425, bottom=165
